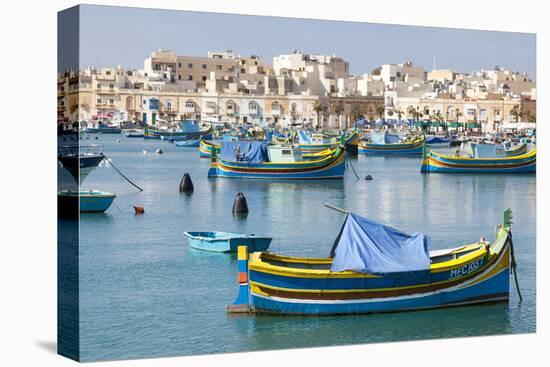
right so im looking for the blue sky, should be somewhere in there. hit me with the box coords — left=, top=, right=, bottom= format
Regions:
left=73, top=4, right=536, bottom=79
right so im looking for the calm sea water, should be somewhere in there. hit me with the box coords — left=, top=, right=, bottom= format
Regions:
left=66, top=134, right=535, bottom=362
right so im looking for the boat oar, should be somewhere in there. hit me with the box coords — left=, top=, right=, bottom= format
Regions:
left=324, top=203, right=349, bottom=214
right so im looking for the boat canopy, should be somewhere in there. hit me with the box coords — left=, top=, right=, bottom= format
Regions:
left=330, top=213, right=431, bottom=280
left=471, top=143, right=505, bottom=158
left=220, top=141, right=269, bottom=163
left=370, top=132, right=400, bottom=145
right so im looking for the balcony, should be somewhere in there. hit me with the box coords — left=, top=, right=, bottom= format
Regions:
left=96, top=103, right=115, bottom=109
left=204, top=105, right=217, bottom=114
left=96, top=88, right=116, bottom=94
left=183, top=105, right=196, bottom=113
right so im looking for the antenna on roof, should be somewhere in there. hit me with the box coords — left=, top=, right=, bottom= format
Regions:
left=433, top=52, right=436, bottom=71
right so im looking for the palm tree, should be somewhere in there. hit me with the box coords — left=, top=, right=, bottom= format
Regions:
left=376, top=106, right=385, bottom=122
left=333, top=100, right=344, bottom=129
left=510, top=105, right=521, bottom=122
left=455, top=110, right=462, bottom=123
left=396, top=109, right=404, bottom=123
left=351, top=105, right=363, bottom=126
left=313, top=100, right=323, bottom=129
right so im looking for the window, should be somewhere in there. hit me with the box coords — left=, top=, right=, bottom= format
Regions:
left=167, top=101, right=172, bottom=111
left=249, top=102, right=257, bottom=110
left=178, top=63, right=182, bottom=67
left=202, top=76, right=207, bottom=81
left=109, top=84, right=114, bottom=89
left=216, top=65, right=222, bottom=71
left=106, top=71, right=111, bottom=75
left=187, top=75, right=193, bottom=81
left=109, top=99, right=114, bottom=104
left=241, top=68, right=245, bottom=73
left=97, top=98, right=102, bottom=103
left=188, top=63, right=193, bottom=68
left=282, top=149, right=292, bottom=155
left=97, top=84, right=102, bottom=89
left=185, top=101, right=195, bottom=108
left=202, top=64, right=207, bottom=69
left=178, top=75, right=181, bottom=80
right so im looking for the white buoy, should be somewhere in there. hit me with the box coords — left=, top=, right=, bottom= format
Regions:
left=143, top=150, right=147, bottom=154
left=116, top=139, right=121, bottom=143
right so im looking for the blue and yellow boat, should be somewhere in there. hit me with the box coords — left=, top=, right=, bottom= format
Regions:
left=228, top=209, right=514, bottom=315
left=208, top=141, right=346, bottom=180
left=358, top=132, right=425, bottom=155
left=199, top=139, right=219, bottom=158
left=421, top=144, right=536, bottom=173
left=298, top=130, right=359, bottom=154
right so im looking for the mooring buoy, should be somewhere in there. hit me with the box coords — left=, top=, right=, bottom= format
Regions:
left=133, top=206, right=144, bottom=214
left=94, top=136, right=98, bottom=140
left=365, top=175, right=373, bottom=180
left=143, top=150, right=147, bottom=154
left=155, top=148, right=163, bottom=154
left=232, top=192, right=249, bottom=214
left=179, top=173, right=194, bottom=193
left=116, top=139, right=121, bottom=143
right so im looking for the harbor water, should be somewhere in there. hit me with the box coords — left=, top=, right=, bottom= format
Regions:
left=65, top=134, right=536, bottom=361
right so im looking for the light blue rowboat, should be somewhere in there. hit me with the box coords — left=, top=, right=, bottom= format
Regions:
left=174, top=139, right=200, bottom=147
left=58, top=190, right=116, bottom=214
left=183, top=231, right=272, bottom=253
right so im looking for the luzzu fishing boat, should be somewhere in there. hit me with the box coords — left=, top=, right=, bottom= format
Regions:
left=144, top=120, right=212, bottom=140
left=199, top=139, right=219, bottom=158
left=298, top=130, right=359, bottom=154
left=421, top=143, right=536, bottom=173
left=228, top=208, right=516, bottom=315
left=208, top=141, right=346, bottom=180
left=358, top=132, right=425, bottom=155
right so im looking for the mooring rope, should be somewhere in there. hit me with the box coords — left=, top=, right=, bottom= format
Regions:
left=508, top=230, right=523, bottom=302
left=345, top=150, right=360, bottom=180
left=103, top=154, right=144, bottom=192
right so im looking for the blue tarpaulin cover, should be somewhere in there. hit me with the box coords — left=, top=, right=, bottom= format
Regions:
left=297, top=130, right=311, bottom=144
left=426, top=136, right=450, bottom=144
left=220, top=141, right=269, bottom=163
left=330, top=213, right=431, bottom=281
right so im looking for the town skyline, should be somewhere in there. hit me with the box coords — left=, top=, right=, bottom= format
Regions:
left=72, top=5, right=536, bottom=79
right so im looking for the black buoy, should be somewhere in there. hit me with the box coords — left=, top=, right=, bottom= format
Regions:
left=232, top=192, right=249, bottom=214
left=365, top=175, right=373, bottom=180
left=179, top=173, right=194, bottom=193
